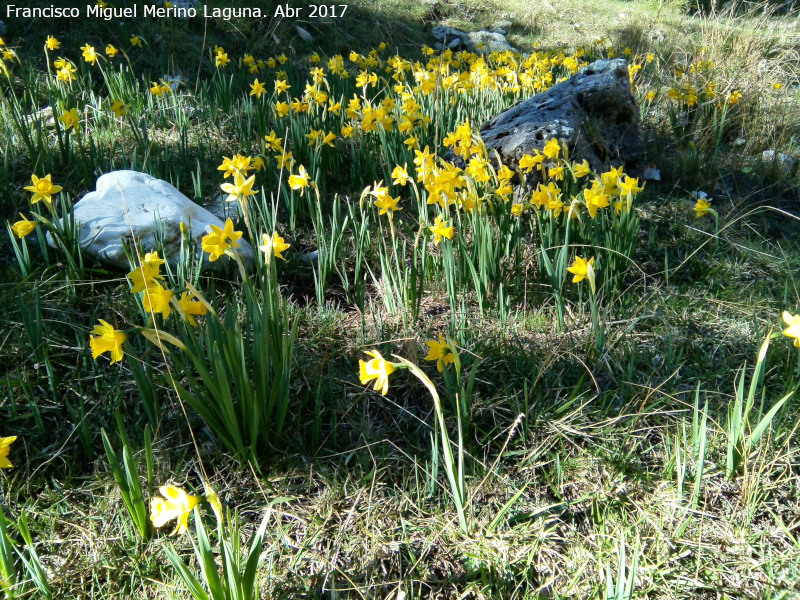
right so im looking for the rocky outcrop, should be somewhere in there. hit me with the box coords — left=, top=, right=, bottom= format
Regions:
left=480, top=59, right=644, bottom=177
left=431, top=25, right=518, bottom=54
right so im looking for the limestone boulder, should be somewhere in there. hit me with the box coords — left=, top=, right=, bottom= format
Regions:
left=480, top=58, right=644, bottom=178
left=431, top=25, right=517, bottom=54
left=466, top=31, right=516, bottom=54
left=51, top=170, right=253, bottom=272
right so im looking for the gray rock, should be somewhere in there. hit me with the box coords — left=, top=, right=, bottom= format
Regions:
left=642, top=166, right=661, bottom=181
left=490, top=19, right=513, bottom=34
left=480, top=58, right=644, bottom=178
left=432, top=26, right=517, bottom=54
left=466, top=31, right=517, bottom=54
left=296, top=26, right=314, bottom=43
left=762, top=149, right=798, bottom=175
left=434, top=38, right=462, bottom=51
left=431, top=26, right=467, bottom=44
left=24, top=106, right=55, bottom=127
left=52, top=171, right=253, bottom=272
left=161, top=74, right=184, bottom=91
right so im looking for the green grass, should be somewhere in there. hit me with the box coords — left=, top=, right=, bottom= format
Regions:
left=2, top=0, right=800, bottom=598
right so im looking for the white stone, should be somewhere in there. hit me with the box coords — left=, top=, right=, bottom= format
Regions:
left=296, top=26, right=314, bottom=42
left=643, top=166, right=661, bottom=181
left=762, top=149, right=798, bottom=175
left=51, top=170, right=253, bottom=272
left=466, top=31, right=518, bottom=54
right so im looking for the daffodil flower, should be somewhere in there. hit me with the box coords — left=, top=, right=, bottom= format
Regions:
left=150, top=484, right=200, bottom=535
left=177, top=291, right=207, bottom=327
left=141, top=283, right=174, bottom=319
left=0, top=436, right=17, bottom=469
left=782, top=311, right=800, bottom=347
left=288, top=165, right=311, bottom=195
left=59, top=108, right=80, bottom=134
left=10, top=214, right=37, bottom=238
left=429, top=215, right=454, bottom=245
left=359, top=350, right=396, bottom=395
left=201, top=218, right=242, bottom=262
left=424, top=334, right=456, bottom=373
left=220, top=172, right=257, bottom=203
left=567, top=256, right=597, bottom=294
left=259, top=232, right=290, bottom=262
left=89, top=319, right=127, bottom=364
left=24, top=174, right=62, bottom=205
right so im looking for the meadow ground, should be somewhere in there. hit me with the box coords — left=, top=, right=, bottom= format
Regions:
left=1, top=0, right=800, bottom=598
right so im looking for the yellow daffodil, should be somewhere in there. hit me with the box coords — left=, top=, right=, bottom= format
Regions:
left=322, top=131, right=337, bottom=147
left=543, top=138, right=561, bottom=159
left=203, top=481, right=223, bottom=524
left=150, top=484, right=200, bottom=535
left=619, top=175, right=643, bottom=196
left=57, top=62, right=77, bottom=83
left=359, top=350, right=395, bottom=395
left=141, top=283, right=174, bottom=319
left=429, top=215, right=454, bottom=245
left=694, top=197, right=713, bottom=218
left=573, top=159, right=591, bottom=178
left=250, top=78, right=266, bottom=98
left=288, top=165, right=311, bottom=194
left=727, top=90, right=742, bottom=105
left=341, top=124, right=354, bottom=138
left=259, top=231, right=291, bottom=262
left=264, top=130, right=283, bottom=152
left=81, top=44, right=98, bottom=64
left=59, top=108, right=80, bottom=133
left=424, top=333, right=456, bottom=373
left=216, top=52, right=230, bottom=68
left=24, top=174, right=62, bottom=205
left=374, top=194, right=401, bottom=215
left=202, top=218, right=242, bottom=261
left=0, top=436, right=17, bottom=469
left=306, top=129, right=322, bottom=145
left=10, top=214, right=38, bottom=238
left=519, top=152, right=545, bottom=173
left=567, top=256, right=596, bottom=294
left=217, top=154, right=253, bottom=178
left=105, top=44, right=119, bottom=57
left=275, top=151, right=294, bottom=170
left=45, top=36, right=60, bottom=51
left=392, top=165, right=409, bottom=186
left=782, top=312, right=800, bottom=347
left=89, top=319, right=127, bottom=364
left=220, top=172, right=257, bottom=203
left=275, top=101, right=290, bottom=117
left=110, top=100, right=127, bottom=118
left=130, top=36, right=143, bottom=48
left=583, top=181, right=609, bottom=218
left=177, top=291, right=207, bottom=327
left=128, top=251, right=165, bottom=293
